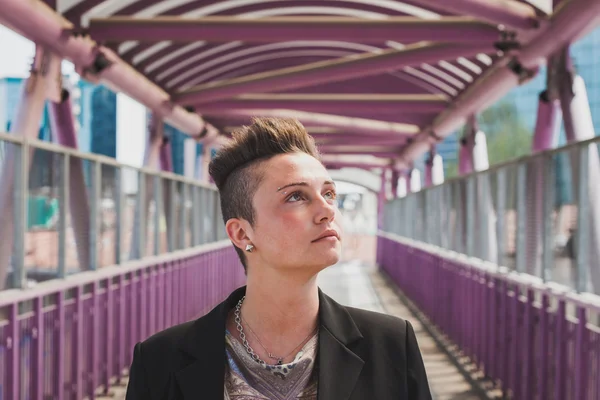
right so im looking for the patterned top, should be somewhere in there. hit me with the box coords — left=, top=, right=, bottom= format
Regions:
left=224, top=330, right=319, bottom=400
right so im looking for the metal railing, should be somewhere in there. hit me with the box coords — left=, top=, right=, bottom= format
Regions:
left=378, top=234, right=600, bottom=400
left=0, top=132, right=245, bottom=399
left=0, top=131, right=228, bottom=289
left=384, top=136, right=600, bottom=293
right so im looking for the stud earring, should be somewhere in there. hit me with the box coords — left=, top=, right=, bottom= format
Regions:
left=245, top=244, right=254, bottom=253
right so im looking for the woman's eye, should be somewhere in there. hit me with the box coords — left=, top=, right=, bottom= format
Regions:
left=324, top=191, right=337, bottom=200
left=287, top=191, right=304, bottom=202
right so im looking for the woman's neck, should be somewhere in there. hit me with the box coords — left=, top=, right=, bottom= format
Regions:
left=231, top=269, right=320, bottom=363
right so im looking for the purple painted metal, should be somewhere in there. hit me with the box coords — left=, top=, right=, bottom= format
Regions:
left=458, top=137, right=474, bottom=175
left=0, top=0, right=207, bottom=137
left=424, top=154, right=433, bottom=187
left=314, top=135, right=408, bottom=146
left=89, top=16, right=500, bottom=43
left=0, top=46, right=60, bottom=290
left=390, top=170, right=400, bottom=198
left=49, top=89, right=93, bottom=271
left=396, top=0, right=600, bottom=168
left=525, top=90, right=561, bottom=276
left=559, top=67, right=600, bottom=293
left=377, top=233, right=600, bottom=399
left=411, top=0, right=539, bottom=29
left=0, top=243, right=244, bottom=400
left=532, top=91, right=561, bottom=152
left=318, top=148, right=399, bottom=158
left=205, top=109, right=419, bottom=138
left=175, top=42, right=492, bottom=104
left=194, top=94, right=448, bottom=113
left=377, top=170, right=388, bottom=229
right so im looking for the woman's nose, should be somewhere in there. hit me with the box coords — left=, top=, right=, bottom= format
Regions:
left=315, top=197, right=336, bottom=224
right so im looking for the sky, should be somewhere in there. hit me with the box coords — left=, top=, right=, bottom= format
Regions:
left=0, top=25, right=146, bottom=168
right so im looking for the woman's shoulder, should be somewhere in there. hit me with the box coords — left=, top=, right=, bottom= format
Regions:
left=344, top=306, right=412, bottom=342
left=138, top=319, right=196, bottom=354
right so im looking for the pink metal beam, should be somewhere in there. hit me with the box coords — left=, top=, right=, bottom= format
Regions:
left=314, top=135, right=408, bottom=146
left=88, top=16, right=501, bottom=44
left=175, top=42, right=493, bottom=104
left=414, top=0, right=540, bottom=29
left=396, top=0, right=600, bottom=168
left=203, top=109, right=419, bottom=137
left=193, top=94, right=448, bottom=114
left=0, top=0, right=208, bottom=138
left=0, top=47, right=61, bottom=290
left=48, top=89, right=92, bottom=272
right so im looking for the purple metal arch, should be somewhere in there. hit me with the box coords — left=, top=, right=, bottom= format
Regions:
left=193, top=94, right=448, bottom=114
left=79, top=0, right=451, bottom=61
left=0, top=0, right=209, bottom=137
left=150, top=41, right=379, bottom=86
left=111, top=0, right=451, bottom=19
left=171, top=50, right=357, bottom=91
left=170, top=49, right=469, bottom=97
left=88, top=16, right=501, bottom=44
left=174, top=42, right=493, bottom=105
left=397, top=0, right=600, bottom=168
left=314, top=135, right=408, bottom=146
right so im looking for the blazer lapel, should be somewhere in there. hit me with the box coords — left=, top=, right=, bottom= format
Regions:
left=317, top=289, right=364, bottom=400
left=175, top=287, right=246, bottom=400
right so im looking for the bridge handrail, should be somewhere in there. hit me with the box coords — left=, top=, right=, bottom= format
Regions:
left=0, top=131, right=216, bottom=189
left=384, top=134, right=600, bottom=292
left=379, top=231, right=600, bottom=312
left=0, top=240, right=231, bottom=309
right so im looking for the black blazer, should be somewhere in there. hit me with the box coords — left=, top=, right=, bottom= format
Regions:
left=125, top=286, right=432, bottom=400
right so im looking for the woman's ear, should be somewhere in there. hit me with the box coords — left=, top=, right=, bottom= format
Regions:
left=225, top=218, right=254, bottom=251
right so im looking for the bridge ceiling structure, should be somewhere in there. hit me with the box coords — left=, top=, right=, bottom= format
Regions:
left=2, top=0, right=598, bottom=170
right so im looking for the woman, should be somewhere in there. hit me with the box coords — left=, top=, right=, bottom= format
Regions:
left=126, top=118, right=432, bottom=400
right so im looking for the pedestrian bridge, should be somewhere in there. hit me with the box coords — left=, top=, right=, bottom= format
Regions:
left=1, top=0, right=600, bottom=399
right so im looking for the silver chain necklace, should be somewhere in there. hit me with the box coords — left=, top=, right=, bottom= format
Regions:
left=234, top=296, right=317, bottom=365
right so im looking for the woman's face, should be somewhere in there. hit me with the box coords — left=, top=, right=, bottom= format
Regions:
left=247, top=152, right=342, bottom=274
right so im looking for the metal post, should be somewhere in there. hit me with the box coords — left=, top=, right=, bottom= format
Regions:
left=515, top=163, right=527, bottom=273
left=12, top=141, right=28, bottom=288
left=466, top=175, right=476, bottom=257
left=57, top=153, right=69, bottom=278
left=0, top=46, right=60, bottom=289
left=576, top=145, right=590, bottom=293
left=168, top=179, right=176, bottom=250
left=212, top=190, right=220, bottom=241
left=542, top=154, right=556, bottom=282
left=496, top=168, right=507, bottom=266
left=179, top=182, right=188, bottom=248
left=191, top=185, right=199, bottom=246
left=198, top=187, right=206, bottom=245
left=114, top=167, right=123, bottom=264
left=153, top=175, right=161, bottom=255
left=377, top=169, right=388, bottom=230
left=130, top=114, right=163, bottom=258
left=525, top=89, right=561, bottom=277
left=89, top=160, right=101, bottom=270
left=49, top=88, right=92, bottom=272
left=558, top=51, right=600, bottom=294
left=134, top=170, right=147, bottom=259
